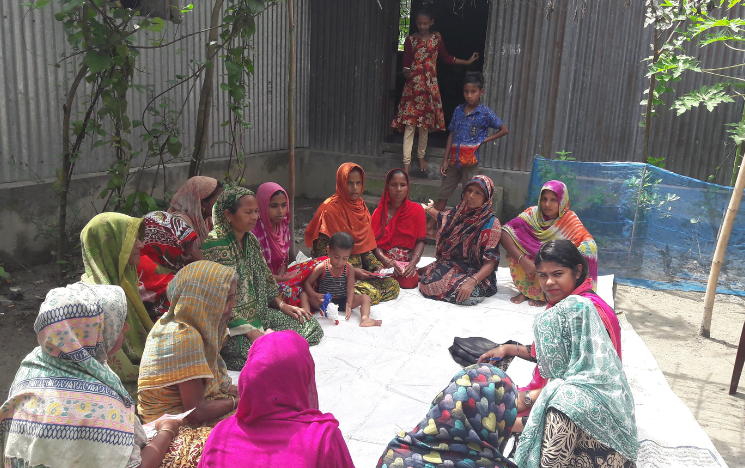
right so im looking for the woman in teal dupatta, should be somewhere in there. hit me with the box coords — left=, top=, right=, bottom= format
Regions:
left=202, top=186, right=323, bottom=371
left=515, top=296, right=638, bottom=468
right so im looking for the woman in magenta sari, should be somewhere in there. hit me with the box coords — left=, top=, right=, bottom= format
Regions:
left=478, top=240, right=620, bottom=433
left=197, top=330, right=354, bottom=468
left=252, top=182, right=323, bottom=307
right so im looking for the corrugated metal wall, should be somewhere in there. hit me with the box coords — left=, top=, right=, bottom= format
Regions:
left=0, top=0, right=308, bottom=185
left=308, top=0, right=398, bottom=156
left=480, top=1, right=744, bottom=184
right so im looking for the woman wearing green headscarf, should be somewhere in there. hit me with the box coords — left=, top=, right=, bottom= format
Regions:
left=514, top=294, right=638, bottom=468
left=80, top=212, right=153, bottom=397
left=202, top=186, right=323, bottom=371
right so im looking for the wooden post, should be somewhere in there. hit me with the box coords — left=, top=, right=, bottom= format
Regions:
left=700, top=154, right=745, bottom=337
left=288, top=0, right=297, bottom=258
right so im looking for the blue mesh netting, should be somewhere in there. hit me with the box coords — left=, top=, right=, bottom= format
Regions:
left=527, top=156, right=745, bottom=296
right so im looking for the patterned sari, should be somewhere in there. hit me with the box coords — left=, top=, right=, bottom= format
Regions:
left=202, top=186, right=323, bottom=371
left=503, top=180, right=598, bottom=301
left=420, top=175, right=501, bottom=305
left=137, top=176, right=219, bottom=317
left=514, top=296, right=638, bottom=468
left=80, top=213, right=153, bottom=397
left=377, top=364, right=518, bottom=468
left=137, top=261, right=235, bottom=427
left=0, top=283, right=138, bottom=468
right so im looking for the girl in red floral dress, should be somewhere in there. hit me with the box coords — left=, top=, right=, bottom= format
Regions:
left=392, top=6, right=479, bottom=175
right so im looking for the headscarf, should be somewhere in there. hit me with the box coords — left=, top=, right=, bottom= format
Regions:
left=304, top=163, right=377, bottom=255
left=437, top=175, right=497, bottom=264
left=550, top=278, right=622, bottom=360
left=371, top=169, right=427, bottom=252
left=503, top=180, right=598, bottom=283
left=168, top=176, right=219, bottom=245
left=80, top=212, right=153, bottom=392
left=137, top=261, right=234, bottom=424
left=201, top=186, right=275, bottom=332
left=198, top=331, right=354, bottom=468
left=377, top=364, right=518, bottom=468
left=1, top=283, right=136, bottom=468
left=252, top=182, right=291, bottom=275
left=514, top=296, right=639, bottom=468
left=521, top=278, right=623, bottom=393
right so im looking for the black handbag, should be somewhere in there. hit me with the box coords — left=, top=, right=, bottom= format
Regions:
left=449, top=337, right=521, bottom=370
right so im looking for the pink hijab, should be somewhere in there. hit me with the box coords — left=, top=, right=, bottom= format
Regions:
left=252, top=182, right=291, bottom=275
left=197, top=331, right=354, bottom=468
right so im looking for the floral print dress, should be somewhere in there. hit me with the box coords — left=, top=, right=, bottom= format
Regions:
left=391, top=32, right=454, bottom=132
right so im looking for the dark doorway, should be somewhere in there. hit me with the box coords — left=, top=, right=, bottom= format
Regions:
left=385, top=0, right=490, bottom=149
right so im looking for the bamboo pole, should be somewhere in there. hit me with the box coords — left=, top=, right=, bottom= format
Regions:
left=288, top=0, right=296, bottom=258
left=700, top=152, right=745, bottom=337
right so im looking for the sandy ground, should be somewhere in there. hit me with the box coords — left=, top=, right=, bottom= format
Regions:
left=1, top=198, right=743, bottom=467
left=618, top=286, right=745, bottom=467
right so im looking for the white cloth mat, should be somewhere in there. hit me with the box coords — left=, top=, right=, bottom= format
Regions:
left=232, top=262, right=727, bottom=467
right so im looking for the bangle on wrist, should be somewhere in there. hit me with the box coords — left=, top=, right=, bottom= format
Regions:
left=157, top=428, right=176, bottom=439
left=230, top=395, right=236, bottom=411
left=518, top=254, right=525, bottom=263
left=278, top=300, right=286, bottom=311
left=515, top=344, right=520, bottom=358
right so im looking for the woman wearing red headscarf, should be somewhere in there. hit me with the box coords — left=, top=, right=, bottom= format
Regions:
left=371, top=169, right=427, bottom=289
left=305, top=163, right=400, bottom=305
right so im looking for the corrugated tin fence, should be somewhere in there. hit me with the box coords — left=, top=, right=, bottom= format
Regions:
left=480, top=0, right=743, bottom=185
left=308, top=0, right=399, bottom=156
left=0, top=0, right=309, bottom=185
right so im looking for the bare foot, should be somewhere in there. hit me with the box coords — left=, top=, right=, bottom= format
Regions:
left=528, top=299, right=547, bottom=307
left=360, top=318, right=382, bottom=327
left=510, top=293, right=527, bottom=304
left=418, top=158, right=429, bottom=172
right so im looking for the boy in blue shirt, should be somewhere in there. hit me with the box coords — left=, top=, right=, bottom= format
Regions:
left=428, top=71, right=508, bottom=235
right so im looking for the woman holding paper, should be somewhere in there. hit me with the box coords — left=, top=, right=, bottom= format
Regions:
left=305, top=163, right=400, bottom=305
left=138, top=261, right=239, bottom=428
left=202, top=186, right=323, bottom=371
left=371, top=169, right=427, bottom=289
left=0, top=283, right=206, bottom=468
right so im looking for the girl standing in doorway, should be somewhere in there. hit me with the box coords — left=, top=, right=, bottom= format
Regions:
left=392, top=5, right=479, bottom=175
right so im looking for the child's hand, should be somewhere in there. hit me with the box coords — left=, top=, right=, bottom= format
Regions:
left=440, top=162, right=448, bottom=177
left=403, top=68, right=413, bottom=79
left=345, top=303, right=352, bottom=321
left=467, top=52, right=480, bottom=64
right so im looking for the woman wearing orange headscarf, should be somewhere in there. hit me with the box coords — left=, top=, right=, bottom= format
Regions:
left=305, top=163, right=400, bottom=305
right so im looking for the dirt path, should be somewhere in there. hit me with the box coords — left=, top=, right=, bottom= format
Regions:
left=618, top=285, right=745, bottom=467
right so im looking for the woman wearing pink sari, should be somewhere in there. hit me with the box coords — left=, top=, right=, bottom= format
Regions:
left=479, top=240, right=621, bottom=433
left=197, top=330, right=354, bottom=468
left=252, top=182, right=323, bottom=306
